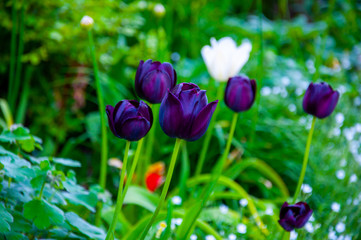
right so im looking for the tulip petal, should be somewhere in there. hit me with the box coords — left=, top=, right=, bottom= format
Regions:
left=118, top=116, right=150, bottom=141
left=160, top=62, right=177, bottom=88
left=316, top=91, right=339, bottom=119
left=138, top=100, right=153, bottom=126
left=295, top=209, right=313, bottom=228
left=159, top=91, right=184, bottom=138
left=146, top=173, right=163, bottom=192
left=106, top=105, right=119, bottom=137
left=278, top=219, right=295, bottom=232
left=187, top=100, right=218, bottom=141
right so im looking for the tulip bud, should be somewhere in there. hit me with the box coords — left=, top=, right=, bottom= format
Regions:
left=224, top=76, right=256, bottom=112
left=201, top=37, right=252, bottom=82
left=159, top=83, right=218, bottom=141
left=135, top=59, right=177, bottom=104
left=302, top=82, right=339, bottom=119
left=106, top=100, right=153, bottom=141
left=278, top=202, right=313, bottom=232
left=80, top=15, right=94, bottom=29
left=153, top=3, right=166, bottom=18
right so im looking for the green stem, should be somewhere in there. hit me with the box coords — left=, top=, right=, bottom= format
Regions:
left=88, top=29, right=108, bottom=226
left=10, top=4, right=25, bottom=111
left=119, top=138, right=144, bottom=206
left=179, top=113, right=238, bottom=239
left=282, top=231, right=290, bottom=240
left=105, top=141, right=131, bottom=240
left=195, top=82, right=224, bottom=176
left=292, top=116, right=316, bottom=203
left=38, top=180, right=46, bottom=199
left=141, top=104, right=158, bottom=185
left=16, top=66, right=33, bottom=123
left=250, top=0, right=264, bottom=143
left=140, top=138, right=183, bottom=240
left=8, top=0, right=17, bottom=106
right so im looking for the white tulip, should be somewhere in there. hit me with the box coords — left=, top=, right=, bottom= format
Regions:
left=201, top=37, right=252, bottom=82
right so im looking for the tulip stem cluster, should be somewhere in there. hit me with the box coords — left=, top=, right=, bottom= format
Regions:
left=140, top=138, right=183, bottom=240
left=292, top=116, right=316, bottom=203
left=87, top=29, right=109, bottom=226
left=105, top=141, right=131, bottom=240
left=196, top=82, right=224, bottom=176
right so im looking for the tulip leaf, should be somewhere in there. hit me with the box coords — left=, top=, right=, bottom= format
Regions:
left=51, top=157, right=81, bottom=167
left=62, top=192, right=97, bottom=212
left=123, top=185, right=159, bottom=212
left=0, top=202, right=14, bottom=233
left=24, top=199, right=65, bottom=229
left=65, top=212, right=106, bottom=240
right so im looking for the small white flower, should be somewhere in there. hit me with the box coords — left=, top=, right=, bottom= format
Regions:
left=355, top=123, right=361, bottom=132
left=261, top=87, right=272, bottom=96
left=80, top=15, right=94, bottom=29
left=272, top=86, right=282, bottom=95
left=336, top=170, right=345, bottom=180
left=239, top=199, right=248, bottom=207
left=201, top=37, right=252, bottom=82
left=309, top=215, right=315, bottom=222
left=349, top=174, right=357, bottom=183
left=301, top=184, right=312, bottom=194
left=172, top=196, right=182, bottom=205
left=281, top=76, right=290, bottom=86
left=288, top=104, right=296, bottom=112
left=331, top=202, right=341, bottom=212
left=153, top=3, right=166, bottom=17
left=228, top=233, right=237, bottom=240
left=354, top=97, right=361, bottom=106
left=305, top=222, right=314, bottom=233
left=190, top=234, right=197, bottom=240
left=237, top=223, right=247, bottom=234
left=265, top=207, right=274, bottom=215
left=205, top=235, right=216, bottom=240
left=335, top=222, right=345, bottom=233
left=333, top=128, right=341, bottom=136
left=340, top=159, right=347, bottom=167
left=290, top=231, right=298, bottom=240
left=335, top=113, right=345, bottom=125
left=219, top=204, right=229, bottom=214
left=328, top=230, right=337, bottom=240
left=344, top=235, right=352, bottom=240
left=174, top=218, right=182, bottom=225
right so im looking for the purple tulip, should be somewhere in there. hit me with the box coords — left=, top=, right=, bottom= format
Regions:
left=303, top=82, right=339, bottom=119
left=278, top=202, right=313, bottom=232
left=106, top=100, right=153, bottom=141
left=224, top=76, right=256, bottom=112
left=135, top=59, right=177, bottom=104
left=159, top=83, right=218, bottom=141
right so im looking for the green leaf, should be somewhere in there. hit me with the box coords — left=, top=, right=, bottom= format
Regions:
left=24, top=199, right=65, bottom=229
left=52, top=158, right=81, bottom=167
left=18, top=136, right=35, bottom=152
left=123, top=186, right=159, bottom=212
left=0, top=126, right=31, bottom=142
left=65, top=212, right=106, bottom=240
left=62, top=192, right=97, bottom=212
left=0, top=202, right=14, bottom=233
left=1, top=156, right=34, bottom=181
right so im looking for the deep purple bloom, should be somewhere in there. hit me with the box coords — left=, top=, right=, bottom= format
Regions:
left=106, top=100, right=153, bottom=141
left=278, top=202, right=313, bottom=232
left=224, top=76, right=256, bottom=112
left=135, top=59, right=177, bottom=104
left=303, top=82, right=339, bottom=119
left=159, top=83, right=218, bottom=142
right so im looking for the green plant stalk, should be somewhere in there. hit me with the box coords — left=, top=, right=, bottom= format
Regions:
left=195, top=82, right=224, bottom=176
left=8, top=0, right=17, bottom=105
left=118, top=138, right=144, bottom=206
left=140, top=138, right=183, bottom=240
left=10, top=5, right=25, bottom=111
left=16, top=66, right=33, bottom=123
left=292, top=116, right=316, bottom=203
left=179, top=142, right=190, bottom=201
left=105, top=141, right=131, bottom=240
left=178, top=113, right=238, bottom=239
left=282, top=231, right=290, bottom=240
left=88, top=29, right=109, bottom=226
left=38, top=180, right=46, bottom=200
left=140, top=103, right=158, bottom=185
left=250, top=0, right=264, bottom=143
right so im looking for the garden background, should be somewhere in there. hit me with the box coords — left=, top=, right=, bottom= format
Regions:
left=0, top=0, right=360, bottom=239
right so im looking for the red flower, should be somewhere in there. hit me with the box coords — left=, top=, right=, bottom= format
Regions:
left=145, top=162, right=165, bottom=192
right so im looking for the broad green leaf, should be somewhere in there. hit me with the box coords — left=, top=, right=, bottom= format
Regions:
left=65, top=212, right=106, bottom=240
left=123, top=186, right=159, bottom=212
left=3, top=232, right=27, bottom=240
left=1, top=156, right=33, bottom=181
left=50, top=228, right=86, bottom=239
left=24, top=199, right=65, bottom=229
left=18, top=136, right=36, bottom=152
left=52, top=158, right=81, bottom=167
left=0, top=126, right=31, bottom=142
left=0, top=202, right=14, bottom=233
left=62, top=192, right=97, bottom=212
